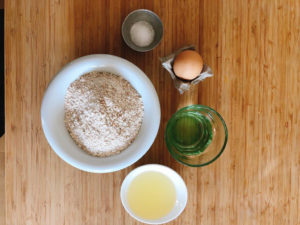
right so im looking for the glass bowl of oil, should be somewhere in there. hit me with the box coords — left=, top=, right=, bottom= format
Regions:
left=165, top=105, right=228, bottom=167
left=120, top=164, right=187, bottom=224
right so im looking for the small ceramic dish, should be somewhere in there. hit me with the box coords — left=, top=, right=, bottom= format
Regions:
left=120, top=164, right=188, bottom=224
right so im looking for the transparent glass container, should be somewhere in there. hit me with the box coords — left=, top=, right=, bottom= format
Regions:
left=165, top=105, right=228, bottom=167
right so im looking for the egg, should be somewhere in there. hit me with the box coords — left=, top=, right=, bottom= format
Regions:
left=173, top=50, right=204, bottom=80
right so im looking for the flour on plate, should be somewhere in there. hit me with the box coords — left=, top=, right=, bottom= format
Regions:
left=64, top=71, right=144, bottom=157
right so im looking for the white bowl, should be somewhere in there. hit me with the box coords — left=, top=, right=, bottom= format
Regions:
left=120, top=164, right=188, bottom=224
left=41, top=54, right=161, bottom=173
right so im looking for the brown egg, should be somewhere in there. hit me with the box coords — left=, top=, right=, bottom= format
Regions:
left=173, top=50, right=204, bottom=80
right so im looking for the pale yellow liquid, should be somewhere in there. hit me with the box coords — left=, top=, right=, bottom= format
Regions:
left=127, top=171, right=176, bottom=220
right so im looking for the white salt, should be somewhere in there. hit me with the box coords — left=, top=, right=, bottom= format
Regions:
left=130, top=21, right=155, bottom=47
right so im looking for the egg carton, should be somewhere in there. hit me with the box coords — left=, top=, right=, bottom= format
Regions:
left=160, top=45, right=213, bottom=94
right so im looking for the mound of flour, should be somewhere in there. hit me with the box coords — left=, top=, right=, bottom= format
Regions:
left=64, top=71, right=144, bottom=157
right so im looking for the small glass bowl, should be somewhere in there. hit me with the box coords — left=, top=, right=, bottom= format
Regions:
left=165, top=105, right=228, bottom=167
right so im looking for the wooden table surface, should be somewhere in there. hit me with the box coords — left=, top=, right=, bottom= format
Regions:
left=5, top=0, right=300, bottom=224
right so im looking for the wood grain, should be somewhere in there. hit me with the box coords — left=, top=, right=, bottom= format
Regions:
left=0, top=136, right=5, bottom=225
left=5, top=0, right=300, bottom=224
left=0, top=1, right=4, bottom=224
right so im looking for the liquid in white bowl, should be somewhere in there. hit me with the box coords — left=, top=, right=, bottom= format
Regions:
left=120, top=164, right=188, bottom=224
left=127, top=171, right=176, bottom=220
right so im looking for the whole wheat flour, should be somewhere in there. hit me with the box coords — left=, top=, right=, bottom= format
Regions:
left=64, top=71, right=144, bottom=157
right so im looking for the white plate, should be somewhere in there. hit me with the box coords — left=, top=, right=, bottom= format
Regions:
left=120, top=164, right=188, bottom=224
left=41, top=54, right=161, bottom=173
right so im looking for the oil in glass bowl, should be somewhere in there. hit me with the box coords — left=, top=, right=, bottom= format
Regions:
left=165, top=105, right=228, bottom=167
